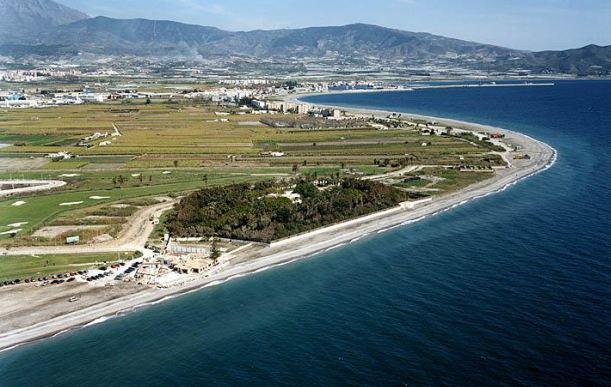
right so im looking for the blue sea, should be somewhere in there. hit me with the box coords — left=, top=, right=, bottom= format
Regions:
left=1, top=80, right=609, bottom=386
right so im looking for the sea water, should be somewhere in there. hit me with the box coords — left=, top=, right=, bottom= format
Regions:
left=0, top=80, right=609, bottom=386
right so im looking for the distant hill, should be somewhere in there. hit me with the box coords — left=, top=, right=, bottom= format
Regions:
left=0, top=0, right=609, bottom=75
left=0, top=0, right=88, bottom=42
left=529, top=44, right=611, bottom=75
left=45, top=17, right=522, bottom=61
left=479, top=44, right=611, bottom=75
left=46, top=16, right=233, bottom=55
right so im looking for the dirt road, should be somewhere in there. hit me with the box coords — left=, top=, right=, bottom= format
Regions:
left=0, top=200, right=176, bottom=256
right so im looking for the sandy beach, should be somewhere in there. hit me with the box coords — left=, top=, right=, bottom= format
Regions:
left=0, top=96, right=556, bottom=352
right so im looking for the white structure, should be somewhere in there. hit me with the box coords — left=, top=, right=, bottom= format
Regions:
left=298, top=104, right=310, bottom=115
left=252, top=100, right=267, bottom=109
left=267, top=190, right=302, bottom=204
left=79, top=93, right=108, bottom=103
left=46, top=151, right=74, bottom=160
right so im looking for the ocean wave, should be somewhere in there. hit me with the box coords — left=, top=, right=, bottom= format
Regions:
left=51, top=328, right=72, bottom=338
left=83, top=315, right=116, bottom=327
left=149, top=294, right=181, bottom=306
left=401, top=216, right=426, bottom=225
left=0, top=344, right=23, bottom=353
left=324, top=242, right=347, bottom=252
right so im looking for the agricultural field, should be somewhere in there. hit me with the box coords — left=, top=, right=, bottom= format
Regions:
left=1, top=99, right=502, bottom=245
left=1, top=101, right=492, bottom=165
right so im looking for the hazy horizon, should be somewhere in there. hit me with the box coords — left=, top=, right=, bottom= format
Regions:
left=55, top=0, right=611, bottom=51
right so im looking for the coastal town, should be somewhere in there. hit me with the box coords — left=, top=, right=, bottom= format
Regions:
left=1, top=65, right=557, bottom=110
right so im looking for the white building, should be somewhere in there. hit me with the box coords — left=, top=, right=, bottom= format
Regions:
left=298, top=104, right=310, bottom=115
left=46, top=151, right=74, bottom=160
left=252, top=100, right=267, bottom=109
left=79, top=93, right=108, bottom=103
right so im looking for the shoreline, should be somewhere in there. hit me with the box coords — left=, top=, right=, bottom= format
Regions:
left=0, top=93, right=557, bottom=353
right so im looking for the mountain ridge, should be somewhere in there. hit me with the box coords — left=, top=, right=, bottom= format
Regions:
left=42, top=16, right=523, bottom=60
left=0, top=0, right=609, bottom=75
left=0, top=0, right=88, bottom=42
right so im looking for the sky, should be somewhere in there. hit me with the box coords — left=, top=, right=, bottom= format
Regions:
left=56, top=0, right=610, bottom=51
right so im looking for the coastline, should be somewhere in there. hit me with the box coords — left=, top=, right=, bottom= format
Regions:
left=0, top=93, right=557, bottom=353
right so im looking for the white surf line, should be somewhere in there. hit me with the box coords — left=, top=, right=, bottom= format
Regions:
left=0, top=144, right=557, bottom=353
left=0, top=105, right=557, bottom=352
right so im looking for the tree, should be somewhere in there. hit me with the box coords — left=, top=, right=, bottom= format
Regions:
left=295, top=181, right=318, bottom=199
left=292, top=164, right=299, bottom=174
left=173, top=160, right=179, bottom=168
left=165, top=178, right=408, bottom=244
left=210, top=239, right=221, bottom=262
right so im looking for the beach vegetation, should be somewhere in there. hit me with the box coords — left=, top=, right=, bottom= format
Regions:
left=165, top=178, right=411, bottom=243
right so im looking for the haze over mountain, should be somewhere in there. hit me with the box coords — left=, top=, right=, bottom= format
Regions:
left=0, top=0, right=88, bottom=41
left=45, top=17, right=519, bottom=60
left=1, top=0, right=609, bottom=75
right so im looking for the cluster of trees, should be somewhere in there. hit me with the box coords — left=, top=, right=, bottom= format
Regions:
left=165, top=178, right=409, bottom=243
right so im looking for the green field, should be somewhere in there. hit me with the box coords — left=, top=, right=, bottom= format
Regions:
left=0, top=173, right=270, bottom=243
left=0, top=100, right=502, bottom=245
left=0, top=252, right=137, bottom=282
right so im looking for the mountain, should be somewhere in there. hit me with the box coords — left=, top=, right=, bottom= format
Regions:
left=43, top=17, right=521, bottom=61
left=0, top=0, right=608, bottom=75
left=529, top=44, right=611, bottom=75
left=45, top=16, right=232, bottom=55
left=482, top=44, right=611, bottom=75
left=0, top=0, right=88, bottom=43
